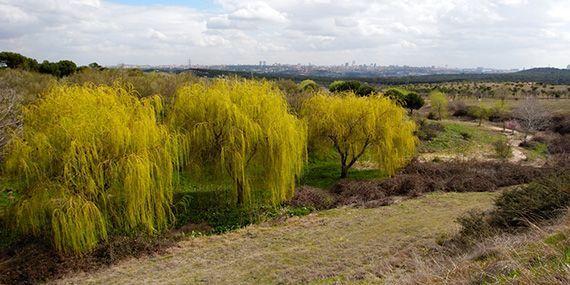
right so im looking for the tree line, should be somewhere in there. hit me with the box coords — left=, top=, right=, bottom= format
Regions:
left=0, top=51, right=103, bottom=78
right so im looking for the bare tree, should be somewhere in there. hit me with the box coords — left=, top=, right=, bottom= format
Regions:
left=0, top=84, right=22, bottom=158
left=513, top=97, right=550, bottom=141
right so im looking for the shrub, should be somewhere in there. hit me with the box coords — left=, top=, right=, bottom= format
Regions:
left=491, top=174, right=570, bottom=228
left=416, top=120, right=445, bottom=141
left=456, top=210, right=496, bottom=242
left=355, top=84, right=375, bottom=97
left=288, top=186, right=337, bottom=210
left=549, top=115, right=570, bottom=135
left=460, top=131, right=472, bottom=140
left=403, top=92, right=424, bottom=113
left=548, top=134, right=570, bottom=154
left=383, top=89, right=405, bottom=102
left=168, top=79, right=307, bottom=207
left=493, top=139, right=513, bottom=160
left=450, top=100, right=468, bottom=117
left=299, top=79, right=319, bottom=92
left=331, top=180, right=394, bottom=206
left=3, top=84, right=178, bottom=255
left=466, top=105, right=490, bottom=125
left=327, top=160, right=546, bottom=207
left=328, top=80, right=361, bottom=93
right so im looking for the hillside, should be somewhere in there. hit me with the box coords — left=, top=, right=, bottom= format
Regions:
left=55, top=192, right=497, bottom=284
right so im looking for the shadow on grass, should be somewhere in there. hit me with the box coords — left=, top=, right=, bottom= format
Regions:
left=299, top=157, right=386, bottom=189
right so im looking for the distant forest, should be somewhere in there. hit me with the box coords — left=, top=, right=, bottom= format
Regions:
left=183, top=67, right=570, bottom=85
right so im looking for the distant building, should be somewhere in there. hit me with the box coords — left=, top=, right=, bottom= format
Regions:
left=567, top=64, right=570, bottom=69
left=0, top=61, right=6, bottom=68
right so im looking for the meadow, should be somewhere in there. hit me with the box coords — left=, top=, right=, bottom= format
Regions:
left=0, top=67, right=568, bottom=284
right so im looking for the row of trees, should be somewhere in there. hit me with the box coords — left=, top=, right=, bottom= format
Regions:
left=0, top=52, right=102, bottom=78
left=3, top=79, right=416, bottom=254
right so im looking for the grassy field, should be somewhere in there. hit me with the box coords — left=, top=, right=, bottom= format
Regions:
left=419, top=120, right=503, bottom=157
left=55, top=191, right=498, bottom=284
left=456, top=98, right=570, bottom=115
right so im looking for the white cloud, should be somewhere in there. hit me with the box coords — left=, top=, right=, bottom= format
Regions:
left=0, top=0, right=568, bottom=68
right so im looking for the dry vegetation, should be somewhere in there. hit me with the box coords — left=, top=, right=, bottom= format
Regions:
left=54, top=192, right=498, bottom=284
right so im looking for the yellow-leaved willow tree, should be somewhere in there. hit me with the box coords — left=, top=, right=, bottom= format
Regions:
left=3, top=84, right=179, bottom=255
left=301, top=92, right=417, bottom=178
left=168, top=79, right=307, bottom=206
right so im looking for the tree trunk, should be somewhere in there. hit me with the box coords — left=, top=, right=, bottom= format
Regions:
left=340, top=166, right=349, bottom=178
left=236, top=180, right=244, bottom=206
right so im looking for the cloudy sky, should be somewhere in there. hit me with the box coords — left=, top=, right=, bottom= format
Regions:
left=1, top=0, right=569, bottom=68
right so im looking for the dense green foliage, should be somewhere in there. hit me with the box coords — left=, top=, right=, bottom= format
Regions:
left=329, top=80, right=375, bottom=96
left=168, top=79, right=307, bottom=206
left=301, top=92, right=416, bottom=178
left=3, top=85, right=178, bottom=254
left=0, top=52, right=78, bottom=78
left=329, top=80, right=360, bottom=93
left=403, top=92, right=425, bottom=112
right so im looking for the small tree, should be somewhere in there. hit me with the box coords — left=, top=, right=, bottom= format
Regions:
left=493, top=139, right=512, bottom=160
left=301, top=92, right=416, bottom=178
left=429, top=91, right=448, bottom=120
left=329, top=80, right=361, bottom=93
left=4, top=85, right=177, bottom=254
left=299, top=79, right=319, bottom=92
left=403, top=92, right=424, bottom=114
left=514, top=97, right=550, bottom=141
left=168, top=79, right=306, bottom=206
left=355, top=84, right=375, bottom=97
left=383, top=89, right=405, bottom=103
left=468, top=105, right=489, bottom=126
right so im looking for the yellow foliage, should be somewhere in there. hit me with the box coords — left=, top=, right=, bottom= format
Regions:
left=301, top=92, right=416, bottom=178
left=3, top=84, right=177, bottom=254
left=168, top=79, right=307, bottom=206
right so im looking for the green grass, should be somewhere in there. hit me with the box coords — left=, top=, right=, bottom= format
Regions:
left=420, top=120, right=502, bottom=155
left=300, top=153, right=385, bottom=189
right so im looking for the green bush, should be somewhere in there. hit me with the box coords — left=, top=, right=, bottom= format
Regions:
left=456, top=210, right=496, bottom=242
left=299, top=79, right=319, bottom=92
left=491, top=174, right=570, bottom=228
left=493, top=139, right=513, bottom=160
left=328, top=80, right=362, bottom=93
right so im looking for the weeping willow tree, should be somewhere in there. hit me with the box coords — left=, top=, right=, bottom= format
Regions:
left=3, top=84, right=178, bottom=255
left=168, top=79, right=306, bottom=206
left=301, top=92, right=417, bottom=178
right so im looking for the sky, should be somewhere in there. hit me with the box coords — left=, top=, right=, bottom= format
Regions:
left=1, top=0, right=569, bottom=68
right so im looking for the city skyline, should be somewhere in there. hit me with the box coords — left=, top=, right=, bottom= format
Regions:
left=1, top=0, right=569, bottom=69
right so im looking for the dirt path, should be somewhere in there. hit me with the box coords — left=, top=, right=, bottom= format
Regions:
left=419, top=120, right=531, bottom=164
left=54, top=192, right=497, bottom=285
left=482, top=124, right=528, bottom=163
